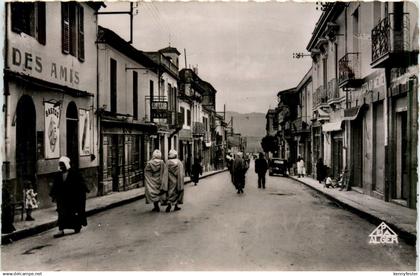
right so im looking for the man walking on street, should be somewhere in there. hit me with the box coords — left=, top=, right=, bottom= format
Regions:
left=255, top=152, right=268, bottom=189
left=165, top=149, right=184, bottom=212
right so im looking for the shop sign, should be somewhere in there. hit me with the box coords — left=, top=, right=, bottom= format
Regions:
left=44, top=102, right=60, bottom=159
left=10, top=46, right=80, bottom=88
left=79, top=109, right=91, bottom=156
left=152, top=101, right=168, bottom=119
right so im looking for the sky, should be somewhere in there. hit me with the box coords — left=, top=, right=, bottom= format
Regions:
left=99, top=1, right=322, bottom=114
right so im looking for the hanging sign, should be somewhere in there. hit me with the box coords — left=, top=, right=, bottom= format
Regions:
left=44, top=102, right=60, bottom=159
left=79, top=109, right=91, bottom=156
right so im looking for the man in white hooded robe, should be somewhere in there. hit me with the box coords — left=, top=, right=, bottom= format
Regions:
left=165, top=149, right=184, bottom=212
left=144, top=150, right=168, bottom=212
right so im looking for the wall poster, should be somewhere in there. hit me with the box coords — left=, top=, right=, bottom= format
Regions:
left=79, top=109, right=91, bottom=156
left=44, top=102, right=60, bottom=159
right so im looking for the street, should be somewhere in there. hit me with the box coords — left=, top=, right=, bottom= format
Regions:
left=1, top=162, right=415, bottom=271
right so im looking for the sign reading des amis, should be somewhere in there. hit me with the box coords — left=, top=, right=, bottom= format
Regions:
left=10, top=47, right=80, bottom=88
left=151, top=101, right=168, bottom=119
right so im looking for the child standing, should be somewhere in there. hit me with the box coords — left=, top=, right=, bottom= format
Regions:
left=24, top=181, right=38, bottom=221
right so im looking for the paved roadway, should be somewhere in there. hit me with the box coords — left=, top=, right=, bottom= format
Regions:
left=2, top=161, right=415, bottom=271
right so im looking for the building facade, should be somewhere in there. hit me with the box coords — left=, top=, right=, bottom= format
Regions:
left=267, top=1, right=418, bottom=209
left=3, top=2, right=103, bottom=208
left=96, top=26, right=158, bottom=195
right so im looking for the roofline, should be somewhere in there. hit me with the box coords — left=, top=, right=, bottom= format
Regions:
left=296, top=67, right=313, bottom=91
left=306, top=2, right=345, bottom=51
left=276, top=87, right=296, bottom=97
left=97, top=26, right=157, bottom=71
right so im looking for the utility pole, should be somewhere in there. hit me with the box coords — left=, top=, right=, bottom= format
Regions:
left=184, top=48, right=187, bottom=69
left=96, top=2, right=136, bottom=44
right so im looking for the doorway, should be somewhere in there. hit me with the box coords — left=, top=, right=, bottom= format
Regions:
left=351, top=118, right=363, bottom=188
left=66, top=102, right=79, bottom=169
left=395, top=111, right=409, bottom=200
left=16, top=95, right=37, bottom=197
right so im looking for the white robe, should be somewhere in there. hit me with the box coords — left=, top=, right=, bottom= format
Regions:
left=144, top=158, right=168, bottom=204
left=166, top=158, right=184, bottom=204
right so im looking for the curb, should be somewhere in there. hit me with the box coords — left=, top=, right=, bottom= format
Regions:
left=1, top=169, right=228, bottom=245
left=290, top=177, right=416, bottom=246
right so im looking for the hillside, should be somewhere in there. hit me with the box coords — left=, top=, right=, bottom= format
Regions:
left=224, top=111, right=266, bottom=153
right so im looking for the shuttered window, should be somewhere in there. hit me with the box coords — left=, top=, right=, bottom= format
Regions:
left=37, top=2, right=46, bottom=45
left=61, top=3, right=70, bottom=54
left=133, top=71, right=138, bottom=120
left=61, top=2, right=84, bottom=61
left=11, top=2, right=46, bottom=45
left=77, top=5, right=84, bottom=61
left=110, top=58, right=117, bottom=113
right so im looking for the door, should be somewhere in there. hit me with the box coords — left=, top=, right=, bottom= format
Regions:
left=66, top=102, right=79, bottom=169
left=351, top=118, right=363, bottom=187
left=111, top=135, right=119, bottom=192
left=395, top=111, right=409, bottom=199
left=16, top=96, right=37, bottom=199
left=373, top=101, right=385, bottom=194
left=332, top=137, right=343, bottom=179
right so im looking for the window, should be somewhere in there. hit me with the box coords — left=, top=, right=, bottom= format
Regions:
left=11, top=2, right=46, bottom=45
left=62, top=2, right=84, bottom=61
left=203, top=117, right=208, bottom=131
left=110, top=58, right=117, bottom=113
left=187, top=109, right=191, bottom=126
left=150, top=80, right=154, bottom=99
left=180, top=107, right=185, bottom=125
left=168, top=83, right=173, bottom=110
left=133, top=71, right=138, bottom=120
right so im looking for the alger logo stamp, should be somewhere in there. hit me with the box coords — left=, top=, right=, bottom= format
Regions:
left=369, top=222, right=398, bottom=244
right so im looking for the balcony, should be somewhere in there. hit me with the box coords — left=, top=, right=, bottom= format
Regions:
left=313, top=85, right=327, bottom=107
left=326, top=78, right=341, bottom=104
left=371, top=13, right=416, bottom=68
left=338, top=53, right=363, bottom=88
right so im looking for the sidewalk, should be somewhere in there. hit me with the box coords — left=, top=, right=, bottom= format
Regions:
left=290, top=175, right=417, bottom=245
left=1, top=168, right=228, bottom=245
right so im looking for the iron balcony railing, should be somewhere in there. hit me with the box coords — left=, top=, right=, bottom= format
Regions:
left=314, top=85, right=327, bottom=107
left=327, top=78, right=340, bottom=102
left=371, top=13, right=410, bottom=63
left=338, top=53, right=360, bottom=86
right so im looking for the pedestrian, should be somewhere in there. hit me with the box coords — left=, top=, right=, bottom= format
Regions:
left=324, top=174, right=334, bottom=188
left=316, top=158, right=327, bottom=184
left=165, top=149, right=184, bottom=212
left=226, top=153, right=234, bottom=183
left=24, top=180, right=38, bottom=221
left=191, top=157, right=203, bottom=186
left=255, top=152, right=268, bottom=189
left=338, top=166, right=349, bottom=191
left=185, top=154, right=192, bottom=177
left=232, top=152, right=248, bottom=194
left=297, top=156, right=306, bottom=178
left=1, top=186, right=16, bottom=234
left=144, top=149, right=168, bottom=212
left=49, top=156, right=89, bottom=238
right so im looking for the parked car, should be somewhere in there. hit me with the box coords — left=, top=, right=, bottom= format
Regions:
left=268, top=158, right=288, bottom=176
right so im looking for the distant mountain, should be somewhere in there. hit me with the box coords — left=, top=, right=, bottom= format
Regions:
left=224, top=111, right=266, bottom=152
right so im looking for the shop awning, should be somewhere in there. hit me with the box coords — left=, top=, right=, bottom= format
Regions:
left=343, top=104, right=368, bottom=121
left=322, top=121, right=343, bottom=132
